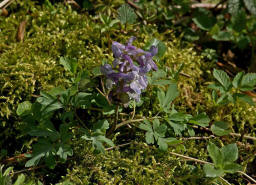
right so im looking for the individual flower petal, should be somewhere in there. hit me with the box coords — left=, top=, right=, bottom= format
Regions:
left=149, top=45, right=158, bottom=56
left=112, top=41, right=125, bottom=58
left=127, top=36, right=136, bottom=46
left=101, top=64, right=113, bottom=75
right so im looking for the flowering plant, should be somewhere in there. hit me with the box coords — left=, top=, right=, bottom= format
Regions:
left=101, top=37, right=158, bottom=104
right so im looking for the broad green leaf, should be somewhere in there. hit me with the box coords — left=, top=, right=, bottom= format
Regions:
left=223, top=162, right=242, bottom=173
left=228, top=0, right=241, bottom=15
left=232, top=71, right=244, bottom=88
left=144, top=38, right=167, bottom=58
left=139, top=121, right=152, bottom=132
left=25, top=139, right=54, bottom=167
left=152, top=69, right=167, bottom=80
left=117, top=4, right=137, bottom=24
left=231, top=9, right=246, bottom=32
left=192, top=10, right=216, bottom=31
left=234, top=93, right=254, bottom=105
left=212, top=31, right=232, bottom=41
left=189, top=113, right=210, bottom=127
left=244, top=0, right=256, bottom=15
left=211, top=121, right=232, bottom=136
left=203, top=164, right=225, bottom=177
left=213, top=69, right=232, bottom=90
left=221, top=143, right=238, bottom=162
left=60, top=57, right=78, bottom=74
left=207, top=142, right=223, bottom=167
left=240, top=73, right=256, bottom=88
left=25, top=153, right=45, bottom=167
left=16, top=101, right=32, bottom=116
left=14, top=174, right=26, bottom=185
left=145, top=132, right=154, bottom=144
left=37, top=91, right=63, bottom=113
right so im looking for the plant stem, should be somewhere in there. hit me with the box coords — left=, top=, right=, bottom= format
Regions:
left=105, top=142, right=132, bottom=151
left=107, top=105, right=119, bottom=136
left=131, top=100, right=136, bottom=120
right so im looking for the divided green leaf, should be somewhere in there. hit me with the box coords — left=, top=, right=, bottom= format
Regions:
left=60, top=57, right=78, bottom=74
left=207, top=142, right=223, bottom=167
left=189, top=113, right=210, bottom=127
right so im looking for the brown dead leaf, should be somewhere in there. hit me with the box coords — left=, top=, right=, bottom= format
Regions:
left=17, top=21, right=26, bottom=42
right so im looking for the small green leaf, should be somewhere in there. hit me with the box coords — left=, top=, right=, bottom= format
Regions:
left=221, top=143, right=238, bottom=162
left=223, top=162, right=242, bottom=173
left=212, top=31, right=232, bottom=41
left=93, top=120, right=109, bottom=134
left=165, top=137, right=181, bottom=145
left=203, top=164, right=225, bottom=177
left=232, top=71, right=244, bottom=88
left=145, top=132, right=154, bottom=144
left=16, top=101, right=32, bottom=116
left=163, top=83, right=179, bottom=108
left=213, top=69, right=232, bottom=90
left=211, top=121, right=232, bottom=136
left=240, top=73, right=256, bottom=88
left=208, top=83, right=226, bottom=93
left=117, top=4, right=137, bottom=24
left=167, top=120, right=186, bottom=136
left=207, top=142, right=223, bottom=167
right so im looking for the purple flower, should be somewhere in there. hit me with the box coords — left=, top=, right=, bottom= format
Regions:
left=101, top=37, right=158, bottom=103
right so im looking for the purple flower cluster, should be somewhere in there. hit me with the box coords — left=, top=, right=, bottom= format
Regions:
left=101, top=37, right=158, bottom=103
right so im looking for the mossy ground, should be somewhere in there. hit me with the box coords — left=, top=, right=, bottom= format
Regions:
left=0, top=1, right=255, bottom=184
